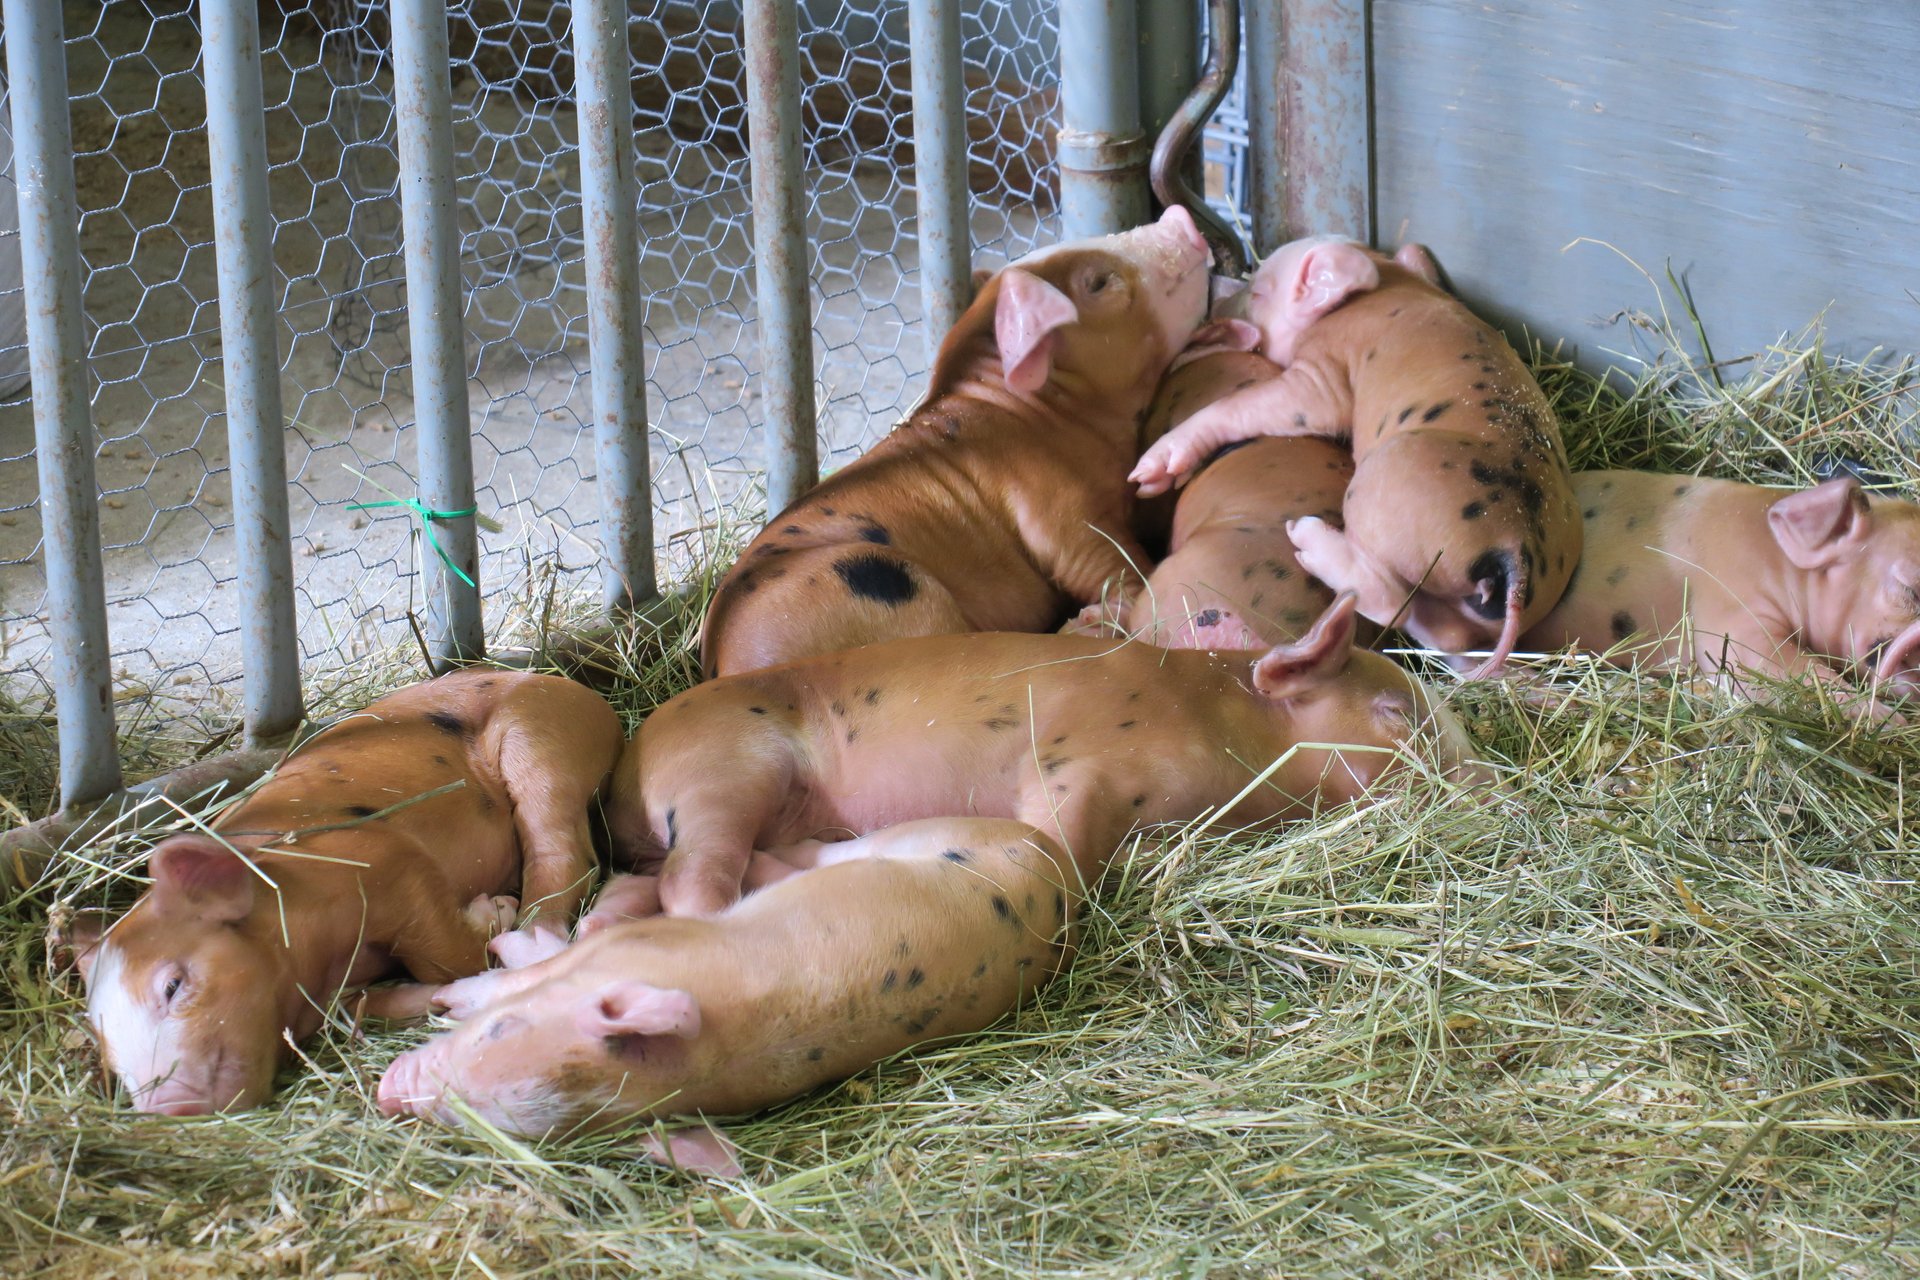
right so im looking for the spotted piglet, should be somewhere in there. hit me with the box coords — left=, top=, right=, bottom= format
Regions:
left=1083, top=319, right=1356, bottom=648
left=1519, top=471, right=1920, bottom=716
left=1132, top=237, right=1582, bottom=676
left=701, top=206, right=1214, bottom=680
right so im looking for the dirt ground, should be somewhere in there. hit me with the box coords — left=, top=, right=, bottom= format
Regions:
left=0, top=3, right=1051, bottom=713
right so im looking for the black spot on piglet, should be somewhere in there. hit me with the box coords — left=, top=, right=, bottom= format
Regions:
left=834, top=553, right=917, bottom=606
left=1611, top=610, right=1637, bottom=641
left=425, top=711, right=467, bottom=738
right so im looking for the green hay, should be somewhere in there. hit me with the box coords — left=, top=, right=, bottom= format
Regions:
left=3, top=312, right=1919, bottom=1278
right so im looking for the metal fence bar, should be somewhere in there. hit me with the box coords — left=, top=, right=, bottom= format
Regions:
left=572, top=0, right=657, bottom=613
left=907, top=0, right=973, bottom=354
left=201, top=0, right=305, bottom=743
left=390, top=0, right=484, bottom=663
left=1246, top=0, right=1372, bottom=251
left=1138, top=0, right=1202, bottom=201
left=742, top=0, right=817, bottom=517
left=1057, top=0, right=1150, bottom=238
left=4, top=0, right=124, bottom=808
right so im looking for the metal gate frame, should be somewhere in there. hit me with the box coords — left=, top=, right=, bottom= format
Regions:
left=3, top=0, right=1358, bottom=877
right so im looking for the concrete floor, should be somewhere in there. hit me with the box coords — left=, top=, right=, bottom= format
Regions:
left=0, top=3, right=1055, bottom=715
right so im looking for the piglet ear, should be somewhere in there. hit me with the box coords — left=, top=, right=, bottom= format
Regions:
left=576, top=981, right=702, bottom=1040
left=1393, top=242, right=1443, bottom=287
left=1252, top=592, right=1359, bottom=700
left=1288, top=241, right=1380, bottom=326
left=1768, top=476, right=1872, bottom=569
left=148, top=836, right=255, bottom=924
left=640, top=1123, right=742, bottom=1178
left=995, top=268, right=1079, bottom=394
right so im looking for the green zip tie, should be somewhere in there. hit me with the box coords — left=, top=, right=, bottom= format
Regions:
left=346, top=497, right=480, bottom=589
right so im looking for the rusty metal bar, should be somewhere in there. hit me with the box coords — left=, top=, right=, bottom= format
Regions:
left=390, top=0, right=485, bottom=663
left=1248, top=0, right=1373, bottom=252
left=907, top=0, right=973, bottom=354
left=743, top=0, right=818, bottom=516
left=4, top=0, right=124, bottom=808
left=1057, top=0, right=1151, bottom=239
left=201, top=0, right=305, bottom=744
left=572, top=0, right=657, bottom=612
left=1150, top=0, right=1250, bottom=276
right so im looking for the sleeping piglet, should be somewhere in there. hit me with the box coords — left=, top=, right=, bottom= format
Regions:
left=377, top=597, right=1490, bottom=1166
left=1131, top=236, right=1582, bottom=676
left=53, top=671, right=621, bottom=1114
left=1519, top=470, right=1920, bottom=714
left=700, top=205, right=1212, bottom=686
left=1090, top=318, right=1355, bottom=648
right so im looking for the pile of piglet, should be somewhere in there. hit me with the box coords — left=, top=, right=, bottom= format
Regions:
left=56, top=206, right=1920, bottom=1176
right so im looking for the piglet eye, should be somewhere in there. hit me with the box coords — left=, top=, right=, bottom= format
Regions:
left=1087, top=272, right=1112, bottom=294
left=162, top=974, right=182, bottom=1003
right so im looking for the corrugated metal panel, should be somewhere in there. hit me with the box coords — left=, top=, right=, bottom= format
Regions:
left=1372, top=0, right=1920, bottom=369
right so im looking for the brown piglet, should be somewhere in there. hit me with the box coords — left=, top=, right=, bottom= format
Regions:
left=1088, top=319, right=1355, bottom=648
left=54, top=671, right=622, bottom=1115
left=1132, top=237, right=1582, bottom=676
left=700, top=206, right=1213, bottom=679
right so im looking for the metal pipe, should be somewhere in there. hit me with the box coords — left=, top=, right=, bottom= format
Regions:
left=1057, top=0, right=1151, bottom=238
left=1150, top=0, right=1250, bottom=276
left=572, top=0, right=657, bottom=612
left=1247, top=0, right=1373, bottom=252
left=907, top=0, right=973, bottom=355
left=201, top=0, right=305, bottom=743
left=1137, top=0, right=1201, bottom=194
left=390, top=0, right=484, bottom=662
left=742, top=0, right=817, bottom=517
left=4, top=0, right=124, bottom=808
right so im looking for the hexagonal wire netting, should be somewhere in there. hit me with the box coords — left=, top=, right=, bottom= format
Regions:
left=0, top=0, right=1085, bottom=728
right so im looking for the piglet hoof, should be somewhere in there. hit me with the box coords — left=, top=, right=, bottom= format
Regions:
left=640, top=1124, right=743, bottom=1179
left=433, top=970, right=507, bottom=1020
left=1059, top=601, right=1122, bottom=639
left=578, top=873, right=664, bottom=936
left=465, top=893, right=520, bottom=938
left=490, top=924, right=569, bottom=970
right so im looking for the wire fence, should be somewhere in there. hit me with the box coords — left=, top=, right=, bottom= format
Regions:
left=0, top=0, right=1083, bottom=723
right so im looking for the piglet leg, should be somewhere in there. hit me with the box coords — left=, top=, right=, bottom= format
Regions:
left=1286, top=517, right=1411, bottom=628
left=1131, top=367, right=1353, bottom=497
left=640, top=1124, right=742, bottom=1179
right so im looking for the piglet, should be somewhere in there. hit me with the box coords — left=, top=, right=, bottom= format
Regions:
left=1131, top=237, right=1582, bottom=677
left=53, top=671, right=622, bottom=1115
left=700, top=206, right=1214, bottom=683
left=1089, top=319, right=1356, bottom=648
left=378, top=597, right=1487, bottom=1161
left=1519, top=471, right=1920, bottom=713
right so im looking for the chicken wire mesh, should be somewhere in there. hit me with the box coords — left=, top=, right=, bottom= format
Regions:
left=0, top=0, right=1063, bottom=725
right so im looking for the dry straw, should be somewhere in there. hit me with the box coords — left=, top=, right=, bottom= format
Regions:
left=2, top=303, right=1917, bottom=1276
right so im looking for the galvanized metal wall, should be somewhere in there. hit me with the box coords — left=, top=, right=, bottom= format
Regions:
left=1293, top=0, right=1920, bottom=368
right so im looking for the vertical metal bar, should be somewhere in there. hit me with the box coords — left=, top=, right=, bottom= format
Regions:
left=1057, top=0, right=1150, bottom=239
left=742, top=0, right=817, bottom=517
left=907, top=0, right=972, bottom=355
left=1247, top=0, right=1372, bottom=252
left=389, top=0, right=484, bottom=663
left=1137, top=0, right=1201, bottom=199
left=201, top=0, right=304, bottom=743
left=4, top=0, right=124, bottom=806
left=572, top=0, right=657, bottom=612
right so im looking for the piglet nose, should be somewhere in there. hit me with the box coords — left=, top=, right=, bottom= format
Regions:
left=1158, top=202, right=1205, bottom=251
